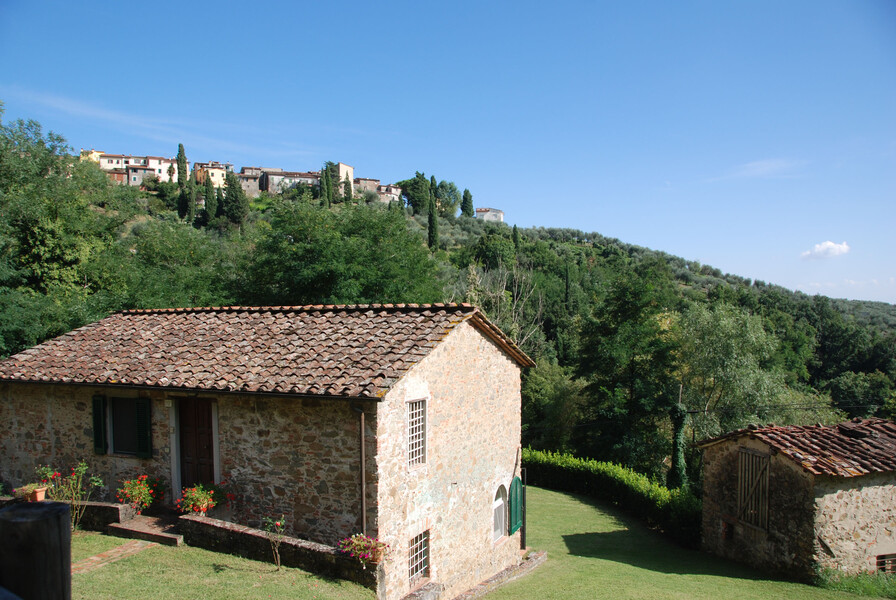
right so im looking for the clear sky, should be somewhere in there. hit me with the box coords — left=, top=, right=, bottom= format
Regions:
left=1, top=1, right=894, bottom=303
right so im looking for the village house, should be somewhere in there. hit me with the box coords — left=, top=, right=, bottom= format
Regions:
left=698, top=419, right=896, bottom=579
left=81, top=151, right=182, bottom=185
left=475, top=208, right=504, bottom=222
left=0, top=304, right=533, bottom=600
left=193, top=161, right=233, bottom=188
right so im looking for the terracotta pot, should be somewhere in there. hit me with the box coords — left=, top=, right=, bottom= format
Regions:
left=27, top=487, right=48, bottom=502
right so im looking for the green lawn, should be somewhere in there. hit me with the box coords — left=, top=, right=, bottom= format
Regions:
left=488, top=486, right=866, bottom=600
left=71, top=537, right=372, bottom=600
left=71, top=487, right=873, bottom=599
left=70, top=531, right=128, bottom=563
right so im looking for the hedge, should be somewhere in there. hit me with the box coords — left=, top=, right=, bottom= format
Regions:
left=522, top=448, right=702, bottom=548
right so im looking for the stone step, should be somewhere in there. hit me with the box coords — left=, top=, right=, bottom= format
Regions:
left=106, top=514, right=183, bottom=547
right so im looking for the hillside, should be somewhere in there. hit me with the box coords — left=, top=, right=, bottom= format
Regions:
left=1, top=112, right=893, bottom=486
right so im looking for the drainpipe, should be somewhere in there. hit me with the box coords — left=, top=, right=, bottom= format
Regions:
left=351, top=405, right=367, bottom=535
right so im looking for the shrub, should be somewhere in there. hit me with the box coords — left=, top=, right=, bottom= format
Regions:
left=35, top=460, right=104, bottom=531
left=522, top=448, right=701, bottom=547
left=337, top=534, right=389, bottom=569
left=116, top=475, right=164, bottom=515
left=176, top=484, right=216, bottom=514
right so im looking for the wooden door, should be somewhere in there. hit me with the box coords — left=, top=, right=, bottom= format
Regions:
left=179, top=398, right=215, bottom=488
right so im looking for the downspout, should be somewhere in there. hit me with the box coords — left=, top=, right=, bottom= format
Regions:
left=351, top=405, right=367, bottom=535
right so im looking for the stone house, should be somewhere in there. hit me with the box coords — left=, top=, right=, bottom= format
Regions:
left=475, top=208, right=504, bottom=222
left=0, top=304, right=533, bottom=599
left=698, top=419, right=896, bottom=579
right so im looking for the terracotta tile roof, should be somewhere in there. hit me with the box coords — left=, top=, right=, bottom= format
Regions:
left=0, top=304, right=533, bottom=399
left=697, top=419, right=896, bottom=477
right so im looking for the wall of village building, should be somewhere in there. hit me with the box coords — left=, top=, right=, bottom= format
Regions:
left=0, top=382, right=377, bottom=548
left=217, top=393, right=376, bottom=545
left=701, top=437, right=817, bottom=579
left=374, top=320, right=523, bottom=600
left=0, top=383, right=172, bottom=501
left=814, top=472, right=896, bottom=574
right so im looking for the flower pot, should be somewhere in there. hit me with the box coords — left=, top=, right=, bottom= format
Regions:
left=27, top=487, right=48, bottom=502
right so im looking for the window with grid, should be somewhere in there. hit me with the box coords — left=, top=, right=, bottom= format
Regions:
left=878, top=554, right=896, bottom=574
left=409, top=530, right=430, bottom=584
left=737, top=448, right=769, bottom=530
left=408, top=400, right=426, bottom=466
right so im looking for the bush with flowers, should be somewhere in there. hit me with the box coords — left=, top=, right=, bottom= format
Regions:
left=176, top=483, right=216, bottom=514
left=116, top=475, right=164, bottom=515
left=337, top=533, right=389, bottom=569
left=34, top=460, right=103, bottom=530
left=262, top=515, right=286, bottom=570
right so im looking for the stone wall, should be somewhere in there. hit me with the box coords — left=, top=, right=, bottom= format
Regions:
left=217, top=395, right=378, bottom=546
left=701, top=437, right=817, bottom=580
left=375, top=321, right=523, bottom=600
left=179, top=513, right=376, bottom=589
left=814, top=472, right=896, bottom=574
left=0, top=383, right=171, bottom=503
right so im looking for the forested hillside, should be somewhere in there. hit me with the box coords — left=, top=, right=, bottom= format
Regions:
left=2, top=111, right=894, bottom=488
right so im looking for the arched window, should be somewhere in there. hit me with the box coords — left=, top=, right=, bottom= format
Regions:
left=493, top=485, right=507, bottom=542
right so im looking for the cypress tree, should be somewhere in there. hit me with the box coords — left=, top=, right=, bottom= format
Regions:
left=429, top=175, right=438, bottom=215
left=343, top=174, right=352, bottom=203
left=204, top=176, right=217, bottom=222
left=427, top=192, right=439, bottom=250
left=223, top=171, right=248, bottom=226
left=176, top=143, right=187, bottom=190
left=512, top=224, right=521, bottom=251
left=461, top=188, right=474, bottom=217
left=215, top=187, right=225, bottom=217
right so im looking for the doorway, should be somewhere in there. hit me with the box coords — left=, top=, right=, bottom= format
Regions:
left=178, top=398, right=215, bottom=488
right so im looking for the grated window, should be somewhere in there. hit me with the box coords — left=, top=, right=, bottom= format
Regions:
left=737, top=448, right=769, bottom=530
left=409, top=530, right=430, bottom=584
left=878, top=554, right=896, bottom=574
left=408, top=400, right=426, bottom=466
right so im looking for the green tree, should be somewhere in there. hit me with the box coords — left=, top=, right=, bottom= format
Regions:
left=427, top=193, right=439, bottom=250
left=461, top=188, right=474, bottom=217
left=215, top=187, right=225, bottom=218
left=223, top=171, right=248, bottom=227
left=576, top=259, right=679, bottom=478
left=343, top=175, right=352, bottom=203
left=203, top=176, right=217, bottom=223
left=395, top=172, right=431, bottom=214
left=435, top=180, right=461, bottom=217
left=176, top=144, right=187, bottom=190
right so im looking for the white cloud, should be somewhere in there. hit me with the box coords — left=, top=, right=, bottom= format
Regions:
left=801, top=241, right=850, bottom=260
left=708, top=158, right=808, bottom=182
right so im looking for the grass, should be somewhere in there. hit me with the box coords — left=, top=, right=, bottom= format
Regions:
left=487, top=486, right=872, bottom=600
left=817, top=569, right=896, bottom=599
left=70, top=487, right=889, bottom=599
left=70, top=531, right=128, bottom=563
left=71, top=536, right=372, bottom=600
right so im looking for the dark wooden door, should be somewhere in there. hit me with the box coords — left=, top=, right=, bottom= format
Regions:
left=179, top=398, right=215, bottom=488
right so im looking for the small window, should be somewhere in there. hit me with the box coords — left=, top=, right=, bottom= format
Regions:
left=493, top=486, right=507, bottom=541
left=408, top=400, right=426, bottom=466
left=409, top=530, right=430, bottom=585
left=878, top=554, right=896, bottom=574
left=737, top=448, right=769, bottom=529
left=93, top=395, right=152, bottom=458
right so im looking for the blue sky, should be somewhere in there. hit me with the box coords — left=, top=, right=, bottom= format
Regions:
left=1, top=1, right=894, bottom=303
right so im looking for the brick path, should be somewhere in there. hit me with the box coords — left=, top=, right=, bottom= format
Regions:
left=71, top=539, right=158, bottom=574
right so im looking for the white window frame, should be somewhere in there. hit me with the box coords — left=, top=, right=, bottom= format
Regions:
left=409, top=530, right=430, bottom=585
left=493, top=485, right=507, bottom=542
left=407, top=399, right=427, bottom=467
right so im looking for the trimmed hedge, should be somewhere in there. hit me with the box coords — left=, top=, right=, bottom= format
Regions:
left=522, top=448, right=702, bottom=548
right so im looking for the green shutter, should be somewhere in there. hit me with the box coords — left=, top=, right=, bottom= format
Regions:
left=92, top=395, right=107, bottom=454
left=509, top=476, right=523, bottom=534
left=135, top=397, right=152, bottom=459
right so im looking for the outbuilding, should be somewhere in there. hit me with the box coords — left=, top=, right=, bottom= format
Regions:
left=698, top=419, right=896, bottom=579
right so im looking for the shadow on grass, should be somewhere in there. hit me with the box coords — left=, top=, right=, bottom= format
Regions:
left=558, top=493, right=778, bottom=582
